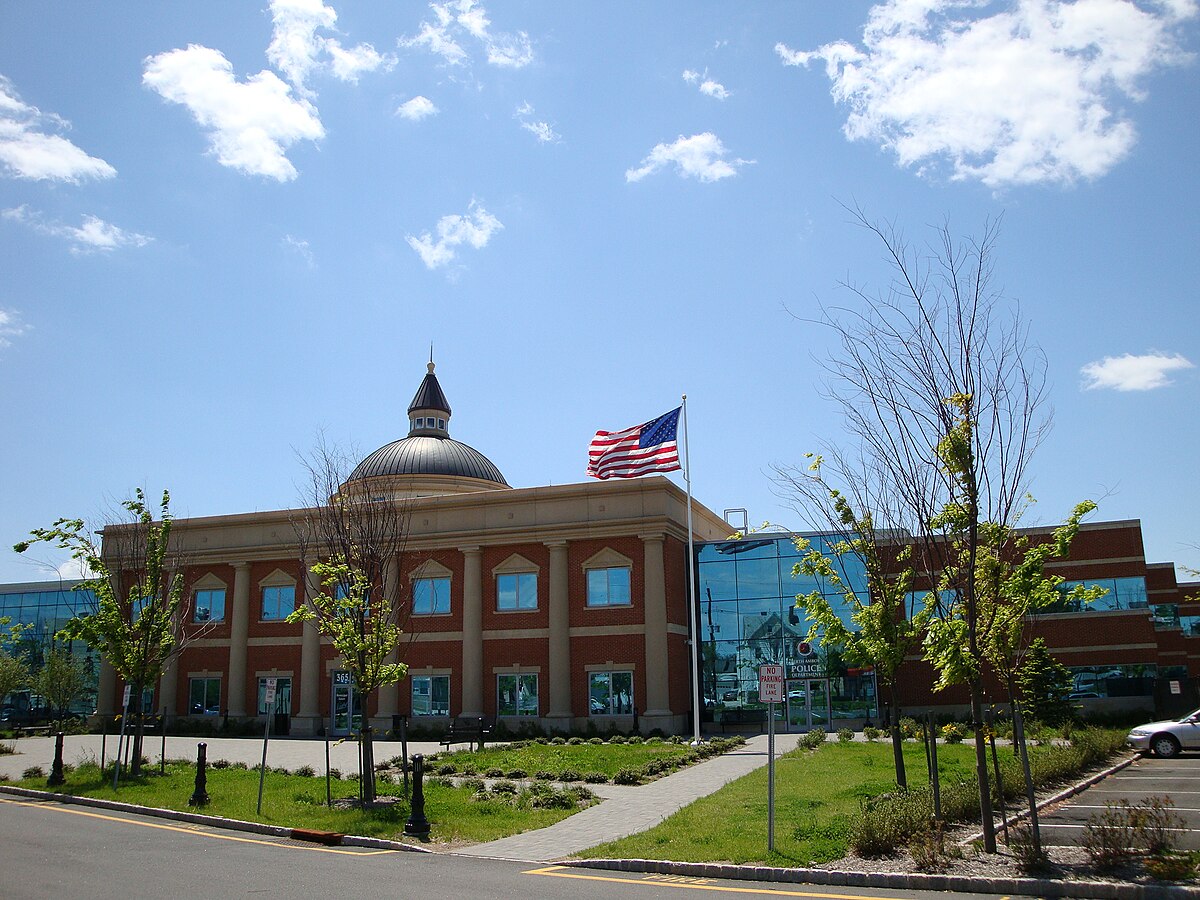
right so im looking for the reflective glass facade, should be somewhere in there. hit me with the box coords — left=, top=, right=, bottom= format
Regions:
left=696, top=535, right=878, bottom=728
left=1048, top=576, right=1148, bottom=612
left=0, top=581, right=99, bottom=714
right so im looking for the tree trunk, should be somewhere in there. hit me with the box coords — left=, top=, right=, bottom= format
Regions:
left=130, top=681, right=146, bottom=777
left=970, top=684, right=996, bottom=852
left=361, top=724, right=377, bottom=803
left=1012, top=702, right=1042, bottom=853
left=888, top=684, right=907, bottom=789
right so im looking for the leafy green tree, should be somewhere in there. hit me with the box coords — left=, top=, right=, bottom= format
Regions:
left=784, top=454, right=933, bottom=789
left=36, top=648, right=91, bottom=726
left=0, top=650, right=29, bottom=709
left=14, top=489, right=197, bottom=775
left=1017, top=638, right=1075, bottom=726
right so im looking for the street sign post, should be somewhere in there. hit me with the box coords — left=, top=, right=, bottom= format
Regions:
left=257, top=677, right=277, bottom=813
left=759, top=664, right=784, bottom=852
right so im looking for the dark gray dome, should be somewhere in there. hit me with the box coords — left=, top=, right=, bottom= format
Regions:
left=349, top=435, right=509, bottom=486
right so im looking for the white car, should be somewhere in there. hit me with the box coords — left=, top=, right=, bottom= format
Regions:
left=1127, top=707, right=1200, bottom=758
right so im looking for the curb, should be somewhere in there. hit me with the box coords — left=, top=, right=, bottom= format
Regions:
left=566, top=859, right=1200, bottom=899
left=0, top=784, right=428, bottom=853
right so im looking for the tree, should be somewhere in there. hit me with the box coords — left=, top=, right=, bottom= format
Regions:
left=289, top=438, right=411, bottom=804
left=0, top=650, right=29, bottom=709
left=1017, top=638, right=1074, bottom=727
left=14, top=489, right=203, bottom=775
left=805, top=207, right=1050, bottom=851
left=35, top=648, right=91, bottom=727
left=778, top=452, right=933, bottom=789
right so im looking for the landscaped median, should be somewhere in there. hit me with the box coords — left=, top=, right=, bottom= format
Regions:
left=0, top=735, right=746, bottom=847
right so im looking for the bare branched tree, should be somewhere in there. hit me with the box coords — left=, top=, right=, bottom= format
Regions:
left=799, top=205, right=1051, bottom=852
left=289, top=436, right=412, bottom=803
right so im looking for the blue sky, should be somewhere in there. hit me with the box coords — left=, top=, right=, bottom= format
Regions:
left=1, top=1, right=1197, bottom=583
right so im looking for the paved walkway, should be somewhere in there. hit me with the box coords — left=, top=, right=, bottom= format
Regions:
left=457, top=732, right=803, bottom=862
left=0, top=732, right=445, bottom=779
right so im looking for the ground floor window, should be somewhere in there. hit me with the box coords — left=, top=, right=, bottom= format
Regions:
left=412, top=675, right=450, bottom=716
left=1069, top=663, right=1157, bottom=698
left=257, top=677, right=292, bottom=714
left=189, top=677, right=220, bottom=715
left=497, top=673, right=538, bottom=717
left=589, top=671, right=633, bottom=715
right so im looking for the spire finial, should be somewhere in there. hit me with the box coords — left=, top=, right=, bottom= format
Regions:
left=428, top=343, right=435, bottom=373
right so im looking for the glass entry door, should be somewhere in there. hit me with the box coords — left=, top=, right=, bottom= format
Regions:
left=330, top=671, right=361, bottom=736
left=785, top=678, right=831, bottom=731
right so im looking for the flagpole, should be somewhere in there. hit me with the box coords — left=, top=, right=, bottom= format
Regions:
left=681, top=395, right=702, bottom=746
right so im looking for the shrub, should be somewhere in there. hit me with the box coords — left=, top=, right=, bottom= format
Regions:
left=899, top=717, right=922, bottom=740
left=294, top=765, right=315, bottom=778
left=1008, top=826, right=1051, bottom=875
left=908, top=827, right=957, bottom=873
left=484, top=767, right=504, bottom=778
left=608, top=735, right=626, bottom=744
left=1133, top=795, right=1185, bottom=858
left=583, top=771, right=608, bottom=783
left=23, top=766, right=45, bottom=779
left=534, top=770, right=555, bottom=781
left=1145, top=853, right=1198, bottom=882
left=837, top=728, right=855, bottom=744
left=231, top=761, right=249, bottom=770
left=587, top=737, right=604, bottom=745
left=559, top=769, right=582, bottom=782
left=490, top=779, right=518, bottom=794
left=645, top=736, right=663, bottom=745
left=627, top=735, right=644, bottom=745
left=569, top=785, right=597, bottom=802
left=1082, top=802, right=1140, bottom=872
left=549, top=736, right=567, bottom=745
left=211, top=759, right=231, bottom=769
left=567, top=737, right=584, bottom=746
left=460, top=765, right=477, bottom=776
left=801, top=728, right=826, bottom=750
left=505, top=768, right=527, bottom=779
left=0, top=741, right=16, bottom=756
left=527, top=784, right=575, bottom=809
left=941, top=722, right=968, bottom=744
left=862, top=726, right=882, bottom=741
left=613, top=767, right=642, bottom=785
left=437, top=763, right=458, bottom=775
left=327, top=768, right=341, bottom=780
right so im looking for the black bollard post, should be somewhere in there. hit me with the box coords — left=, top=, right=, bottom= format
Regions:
left=47, top=732, right=66, bottom=787
left=404, top=754, right=430, bottom=836
left=189, top=741, right=209, bottom=806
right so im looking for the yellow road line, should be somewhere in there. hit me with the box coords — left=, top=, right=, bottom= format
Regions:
left=522, top=865, right=906, bottom=898
left=0, top=797, right=394, bottom=856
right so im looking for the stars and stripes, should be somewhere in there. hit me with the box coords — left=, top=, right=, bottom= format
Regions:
left=587, top=406, right=682, bottom=479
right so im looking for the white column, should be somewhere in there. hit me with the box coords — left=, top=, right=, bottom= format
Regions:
left=296, top=557, right=322, bottom=734
left=159, top=657, right=178, bottom=717
left=461, top=546, right=483, bottom=717
left=546, top=540, right=572, bottom=728
left=227, top=562, right=250, bottom=717
left=96, top=658, right=117, bottom=717
left=641, top=534, right=671, bottom=722
left=374, top=553, right=400, bottom=728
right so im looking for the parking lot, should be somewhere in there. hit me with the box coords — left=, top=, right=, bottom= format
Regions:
left=1037, top=753, right=1200, bottom=850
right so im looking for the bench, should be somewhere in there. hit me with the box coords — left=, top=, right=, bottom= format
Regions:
left=715, top=708, right=768, bottom=734
left=13, top=724, right=52, bottom=738
left=440, top=715, right=494, bottom=751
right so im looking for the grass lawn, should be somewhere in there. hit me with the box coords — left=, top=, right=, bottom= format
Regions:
left=0, top=761, right=586, bottom=847
left=427, top=740, right=700, bottom=779
left=579, top=741, right=983, bottom=867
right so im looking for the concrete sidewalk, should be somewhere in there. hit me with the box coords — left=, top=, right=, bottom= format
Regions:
left=457, top=732, right=803, bottom=862
left=0, top=732, right=445, bottom=778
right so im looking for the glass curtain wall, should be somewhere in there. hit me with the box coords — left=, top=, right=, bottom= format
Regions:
left=695, top=535, right=877, bottom=728
left=0, top=583, right=99, bottom=715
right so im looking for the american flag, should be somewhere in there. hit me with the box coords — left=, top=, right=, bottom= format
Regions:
left=587, top=407, right=682, bottom=479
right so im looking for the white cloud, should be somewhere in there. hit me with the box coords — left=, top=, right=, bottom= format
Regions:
left=267, top=0, right=392, bottom=96
left=625, top=132, right=751, bottom=183
left=143, top=45, right=325, bottom=182
left=56, top=555, right=96, bottom=580
left=401, top=1, right=532, bottom=69
left=397, top=95, right=438, bottom=121
left=779, top=0, right=1198, bottom=187
left=682, top=68, right=730, bottom=100
left=0, top=75, right=116, bottom=182
left=1081, top=352, right=1194, bottom=391
left=0, top=307, right=28, bottom=348
left=3, top=205, right=151, bottom=254
left=406, top=200, right=502, bottom=270
left=282, top=233, right=315, bottom=267
left=514, top=101, right=560, bottom=143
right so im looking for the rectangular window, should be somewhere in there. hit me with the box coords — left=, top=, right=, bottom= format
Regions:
left=188, top=677, right=221, bottom=716
left=413, top=577, right=450, bottom=615
left=497, top=673, right=539, bottom=717
left=589, top=671, right=634, bottom=715
left=194, top=589, right=226, bottom=623
left=261, top=585, right=296, bottom=621
left=586, top=567, right=631, bottom=607
left=256, top=676, right=292, bottom=715
left=497, top=572, right=537, bottom=611
left=411, top=675, right=450, bottom=716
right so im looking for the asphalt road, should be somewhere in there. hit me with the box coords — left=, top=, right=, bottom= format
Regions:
left=1037, top=752, right=1200, bottom=850
left=0, top=796, right=1036, bottom=900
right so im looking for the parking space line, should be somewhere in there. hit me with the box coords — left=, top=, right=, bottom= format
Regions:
left=0, top=797, right=394, bottom=856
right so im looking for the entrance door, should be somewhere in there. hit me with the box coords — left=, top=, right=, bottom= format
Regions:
left=330, top=671, right=361, bottom=736
left=785, top=678, right=831, bottom=731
